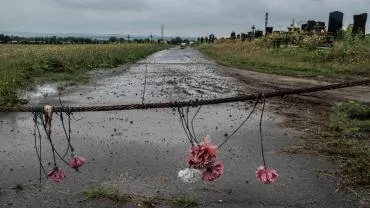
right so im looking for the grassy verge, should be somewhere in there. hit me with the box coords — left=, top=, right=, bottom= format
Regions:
left=288, top=101, right=370, bottom=188
left=83, top=187, right=131, bottom=203
left=0, top=44, right=169, bottom=105
left=198, top=38, right=370, bottom=81
left=82, top=186, right=198, bottom=207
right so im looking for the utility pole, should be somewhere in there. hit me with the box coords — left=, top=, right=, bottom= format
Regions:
left=127, top=34, right=130, bottom=42
left=265, top=12, right=269, bottom=35
left=161, top=24, right=164, bottom=41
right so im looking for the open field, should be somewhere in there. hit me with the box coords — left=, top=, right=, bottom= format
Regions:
left=0, top=44, right=170, bottom=105
left=198, top=36, right=370, bottom=81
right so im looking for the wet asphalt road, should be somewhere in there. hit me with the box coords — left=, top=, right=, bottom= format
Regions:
left=0, top=47, right=360, bottom=207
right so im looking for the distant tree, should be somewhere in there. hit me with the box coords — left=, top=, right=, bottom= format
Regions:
left=175, top=37, right=182, bottom=44
left=109, top=36, right=118, bottom=43
left=50, top=36, right=57, bottom=44
left=230, top=31, right=236, bottom=39
left=209, top=34, right=216, bottom=43
left=205, top=37, right=209, bottom=43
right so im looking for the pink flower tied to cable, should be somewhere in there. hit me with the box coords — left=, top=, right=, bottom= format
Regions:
left=48, top=167, right=65, bottom=183
left=256, top=165, right=278, bottom=184
left=188, top=135, right=217, bottom=169
left=187, top=136, right=224, bottom=182
left=202, top=162, right=224, bottom=181
left=70, top=154, right=86, bottom=170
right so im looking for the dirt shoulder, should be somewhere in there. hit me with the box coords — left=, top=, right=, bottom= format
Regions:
left=216, top=65, right=370, bottom=104
left=213, top=62, right=370, bottom=203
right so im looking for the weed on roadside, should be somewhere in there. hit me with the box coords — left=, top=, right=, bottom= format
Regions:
left=171, top=196, right=199, bottom=207
left=82, top=187, right=130, bottom=203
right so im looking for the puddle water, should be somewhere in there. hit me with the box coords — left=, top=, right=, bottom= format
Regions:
left=20, top=84, right=59, bottom=100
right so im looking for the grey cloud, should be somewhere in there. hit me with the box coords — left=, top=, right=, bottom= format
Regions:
left=0, top=0, right=369, bottom=37
left=50, top=0, right=149, bottom=11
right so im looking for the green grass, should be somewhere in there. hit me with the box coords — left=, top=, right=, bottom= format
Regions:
left=331, top=101, right=370, bottom=135
left=0, top=44, right=169, bottom=105
left=171, top=196, right=198, bottom=207
left=328, top=102, right=370, bottom=187
left=198, top=37, right=370, bottom=81
left=82, top=187, right=197, bottom=207
left=289, top=101, right=370, bottom=188
left=82, top=187, right=131, bottom=203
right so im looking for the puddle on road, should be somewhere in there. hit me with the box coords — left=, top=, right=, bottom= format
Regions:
left=19, top=84, right=59, bottom=101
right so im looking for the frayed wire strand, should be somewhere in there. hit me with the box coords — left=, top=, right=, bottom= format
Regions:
left=58, top=93, right=74, bottom=158
left=183, top=106, right=199, bottom=144
left=38, top=112, right=72, bottom=168
left=178, top=107, right=194, bottom=145
left=190, top=106, right=202, bottom=143
left=218, top=94, right=260, bottom=150
left=38, top=111, right=57, bottom=168
left=178, top=106, right=201, bottom=145
left=32, top=111, right=47, bottom=182
left=142, top=64, right=148, bottom=105
left=259, top=96, right=267, bottom=167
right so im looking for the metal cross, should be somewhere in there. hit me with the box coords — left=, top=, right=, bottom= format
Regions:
left=251, top=25, right=256, bottom=34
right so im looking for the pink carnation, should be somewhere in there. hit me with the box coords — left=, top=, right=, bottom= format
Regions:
left=202, top=162, right=224, bottom=181
left=48, top=167, right=65, bottom=183
left=256, top=166, right=278, bottom=184
left=188, top=136, right=217, bottom=169
left=70, top=156, right=86, bottom=170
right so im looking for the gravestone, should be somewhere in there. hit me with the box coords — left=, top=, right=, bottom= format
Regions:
left=328, top=11, right=344, bottom=37
left=255, top=31, right=263, bottom=37
left=353, top=13, right=368, bottom=36
left=266, top=27, right=273, bottom=35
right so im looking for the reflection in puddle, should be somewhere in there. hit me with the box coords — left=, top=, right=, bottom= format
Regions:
left=21, top=84, right=58, bottom=100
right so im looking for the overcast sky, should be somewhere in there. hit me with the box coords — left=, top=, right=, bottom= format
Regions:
left=1, top=0, right=369, bottom=37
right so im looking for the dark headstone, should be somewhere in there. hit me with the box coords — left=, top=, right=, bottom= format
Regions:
left=328, top=11, right=344, bottom=37
left=314, top=21, right=326, bottom=32
left=266, top=27, right=273, bottom=35
left=301, top=24, right=308, bottom=31
left=307, top=20, right=316, bottom=31
left=241, top=33, right=247, bottom=40
left=255, top=30, right=263, bottom=37
left=353, top=13, right=368, bottom=36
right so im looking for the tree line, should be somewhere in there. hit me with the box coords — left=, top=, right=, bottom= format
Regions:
left=0, top=34, right=216, bottom=45
left=0, top=34, right=170, bottom=44
left=0, top=34, right=104, bottom=44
